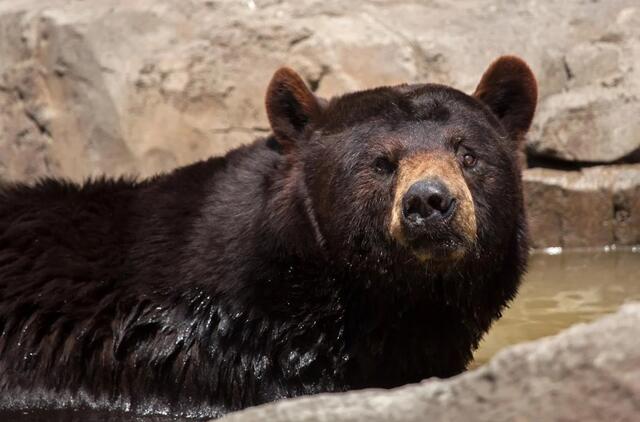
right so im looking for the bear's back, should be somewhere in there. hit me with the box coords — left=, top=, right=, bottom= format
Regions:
left=0, top=177, right=140, bottom=277
left=0, top=155, right=234, bottom=412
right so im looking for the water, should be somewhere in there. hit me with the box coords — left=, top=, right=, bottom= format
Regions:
left=472, top=249, right=640, bottom=366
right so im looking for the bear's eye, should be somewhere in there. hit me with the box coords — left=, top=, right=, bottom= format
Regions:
left=373, top=156, right=396, bottom=175
left=461, top=152, right=477, bottom=168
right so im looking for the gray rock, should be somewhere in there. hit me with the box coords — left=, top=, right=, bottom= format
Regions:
left=524, top=164, right=640, bottom=248
left=219, top=303, right=640, bottom=422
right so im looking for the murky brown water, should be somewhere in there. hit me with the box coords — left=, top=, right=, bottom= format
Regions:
left=472, top=248, right=640, bottom=367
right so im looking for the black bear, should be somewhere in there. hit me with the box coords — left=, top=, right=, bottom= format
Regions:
left=0, top=56, right=537, bottom=419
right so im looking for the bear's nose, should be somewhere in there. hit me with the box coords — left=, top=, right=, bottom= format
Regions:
left=402, top=179, right=456, bottom=225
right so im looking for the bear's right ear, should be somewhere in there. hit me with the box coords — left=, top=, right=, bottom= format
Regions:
left=266, top=67, right=322, bottom=147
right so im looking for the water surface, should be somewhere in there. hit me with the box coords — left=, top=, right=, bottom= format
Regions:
left=472, top=249, right=640, bottom=366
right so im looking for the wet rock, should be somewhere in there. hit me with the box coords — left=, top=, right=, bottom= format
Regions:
left=219, top=303, right=640, bottom=422
left=524, top=165, right=640, bottom=248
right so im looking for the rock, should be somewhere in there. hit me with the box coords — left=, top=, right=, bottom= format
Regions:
left=1, top=0, right=640, bottom=184
left=527, top=5, right=640, bottom=163
left=524, top=164, right=640, bottom=248
left=529, top=91, right=640, bottom=163
left=219, top=303, right=640, bottom=422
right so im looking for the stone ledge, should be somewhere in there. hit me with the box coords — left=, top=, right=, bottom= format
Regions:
left=524, top=164, right=640, bottom=248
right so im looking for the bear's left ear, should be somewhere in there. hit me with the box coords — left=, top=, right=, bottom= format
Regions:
left=265, top=67, right=322, bottom=147
left=473, top=56, right=538, bottom=140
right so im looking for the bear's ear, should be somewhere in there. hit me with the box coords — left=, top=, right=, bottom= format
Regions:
left=473, top=56, right=538, bottom=140
left=265, top=67, right=322, bottom=147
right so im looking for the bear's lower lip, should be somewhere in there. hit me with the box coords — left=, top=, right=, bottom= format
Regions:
left=407, top=235, right=467, bottom=261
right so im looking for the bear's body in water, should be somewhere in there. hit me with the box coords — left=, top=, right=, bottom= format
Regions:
left=0, top=56, right=537, bottom=418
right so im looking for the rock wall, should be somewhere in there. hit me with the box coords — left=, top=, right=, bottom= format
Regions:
left=525, top=165, right=640, bottom=248
left=1, top=0, right=639, bottom=247
left=219, top=303, right=640, bottom=422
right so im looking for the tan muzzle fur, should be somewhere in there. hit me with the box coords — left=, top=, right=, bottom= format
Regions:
left=389, top=152, right=477, bottom=261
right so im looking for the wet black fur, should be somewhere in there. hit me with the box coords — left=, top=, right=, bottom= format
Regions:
left=0, top=71, right=532, bottom=419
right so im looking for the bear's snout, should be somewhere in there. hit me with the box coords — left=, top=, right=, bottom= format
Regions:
left=401, top=179, right=457, bottom=229
left=399, top=178, right=463, bottom=260
left=388, top=153, right=477, bottom=262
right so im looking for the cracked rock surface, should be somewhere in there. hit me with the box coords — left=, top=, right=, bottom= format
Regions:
left=219, top=304, right=640, bottom=422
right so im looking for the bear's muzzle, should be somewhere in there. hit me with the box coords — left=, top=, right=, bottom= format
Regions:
left=389, top=152, right=477, bottom=262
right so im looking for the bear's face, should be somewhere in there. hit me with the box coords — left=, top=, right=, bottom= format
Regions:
left=266, top=57, right=537, bottom=269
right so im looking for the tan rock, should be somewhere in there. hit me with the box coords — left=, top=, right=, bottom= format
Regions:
left=2, top=0, right=640, bottom=185
left=524, top=165, right=640, bottom=248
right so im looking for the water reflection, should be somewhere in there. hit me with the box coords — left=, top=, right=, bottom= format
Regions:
left=472, top=249, right=640, bottom=366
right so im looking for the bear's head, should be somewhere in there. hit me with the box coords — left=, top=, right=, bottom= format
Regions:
left=265, top=56, right=536, bottom=275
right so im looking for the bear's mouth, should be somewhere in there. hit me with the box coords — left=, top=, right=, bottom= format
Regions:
left=405, top=232, right=469, bottom=262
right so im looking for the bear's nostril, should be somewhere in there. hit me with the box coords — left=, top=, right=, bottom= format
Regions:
left=427, top=193, right=444, bottom=212
left=427, top=193, right=454, bottom=214
left=404, top=195, right=426, bottom=221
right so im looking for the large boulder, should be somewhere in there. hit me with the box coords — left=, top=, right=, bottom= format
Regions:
left=528, top=6, right=640, bottom=163
left=220, top=303, right=640, bottom=422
